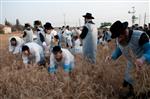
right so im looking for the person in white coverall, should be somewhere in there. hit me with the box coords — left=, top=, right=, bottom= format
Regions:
left=63, top=25, right=73, bottom=48
left=48, top=46, right=74, bottom=79
left=9, top=36, right=25, bottom=64
left=33, top=20, right=46, bottom=47
left=80, top=13, right=97, bottom=64
left=44, top=22, right=57, bottom=52
left=21, top=42, right=45, bottom=68
left=22, top=23, right=33, bottom=43
left=9, top=36, right=24, bottom=55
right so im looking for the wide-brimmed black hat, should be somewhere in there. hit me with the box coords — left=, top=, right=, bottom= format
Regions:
left=83, top=13, right=94, bottom=19
left=34, top=20, right=42, bottom=26
left=24, top=23, right=31, bottom=28
left=110, top=20, right=128, bottom=39
left=44, top=22, right=54, bottom=30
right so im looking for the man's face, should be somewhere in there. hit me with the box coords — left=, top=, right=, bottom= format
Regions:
left=118, top=29, right=129, bottom=46
left=45, top=29, right=51, bottom=34
left=11, top=41, right=17, bottom=46
left=23, top=50, right=30, bottom=56
left=54, top=51, right=63, bottom=62
left=34, top=25, right=41, bottom=29
left=34, top=25, right=38, bottom=29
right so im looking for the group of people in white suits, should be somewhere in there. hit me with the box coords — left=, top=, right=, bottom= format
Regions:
left=8, top=13, right=98, bottom=79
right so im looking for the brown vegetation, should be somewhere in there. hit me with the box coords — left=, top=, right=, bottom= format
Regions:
left=0, top=33, right=130, bottom=99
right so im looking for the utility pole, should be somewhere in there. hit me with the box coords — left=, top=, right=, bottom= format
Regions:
left=139, top=14, right=141, bottom=26
left=64, top=13, right=66, bottom=26
left=128, top=6, right=136, bottom=25
left=144, top=12, right=146, bottom=25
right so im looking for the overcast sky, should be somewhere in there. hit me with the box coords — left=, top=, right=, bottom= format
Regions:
left=0, top=0, right=149, bottom=27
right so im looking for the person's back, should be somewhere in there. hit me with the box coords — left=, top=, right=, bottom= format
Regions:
left=50, top=29, right=57, bottom=38
left=62, top=48, right=74, bottom=62
left=84, top=23, right=97, bottom=45
left=64, top=29, right=73, bottom=48
left=45, top=33, right=52, bottom=47
left=80, top=13, right=97, bottom=64
left=74, top=38, right=81, bottom=47
left=60, top=49, right=74, bottom=67
left=23, top=23, right=33, bottom=43
left=64, top=29, right=72, bottom=39
left=36, top=27, right=46, bottom=46
left=23, top=29, right=33, bottom=43
left=82, top=22, right=97, bottom=63
left=25, top=42, right=43, bottom=55
left=74, top=38, right=82, bottom=54
left=117, top=30, right=149, bottom=60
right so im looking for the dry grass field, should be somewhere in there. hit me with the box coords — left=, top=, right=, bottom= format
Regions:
left=0, top=33, right=128, bottom=99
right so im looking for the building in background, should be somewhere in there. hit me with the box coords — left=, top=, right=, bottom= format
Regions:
left=3, top=26, right=12, bottom=34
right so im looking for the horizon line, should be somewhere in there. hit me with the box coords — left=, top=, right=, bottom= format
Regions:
left=1, top=0, right=149, bottom=3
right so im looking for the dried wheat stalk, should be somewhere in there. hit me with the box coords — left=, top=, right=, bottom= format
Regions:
left=129, top=49, right=150, bottom=96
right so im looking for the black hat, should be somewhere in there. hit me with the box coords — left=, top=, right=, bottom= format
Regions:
left=24, top=23, right=31, bottom=28
left=110, top=20, right=128, bottom=39
left=83, top=13, right=94, bottom=19
left=66, top=25, right=70, bottom=29
left=34, top=20, right=42, bottom=26
left=44, top=22, right=54, bottom=30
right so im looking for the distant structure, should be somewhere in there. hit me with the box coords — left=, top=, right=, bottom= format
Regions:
left=144, top=12, right=147, bottom=25
left=64, top=13, right=66, bottom=26
left=3, top=26, right=12, bottom=34
left=128, top=6, right=137, bottom=25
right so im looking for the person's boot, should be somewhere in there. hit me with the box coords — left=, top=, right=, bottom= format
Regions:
left=119, top=80, right=135, bottom=99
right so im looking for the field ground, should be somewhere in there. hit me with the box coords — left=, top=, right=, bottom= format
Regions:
left=0, top=33, right=127, bottom=99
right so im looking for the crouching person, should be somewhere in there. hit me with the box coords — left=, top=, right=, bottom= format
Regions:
left=21, top=42, right=45, bottom=69
left=105, top=21, right=150, bottom=99
left=48, top=46, right=74, bottom=80
left=9, top=36, right=24, bottom=63
left=9, top=36, right=24, bottom=54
